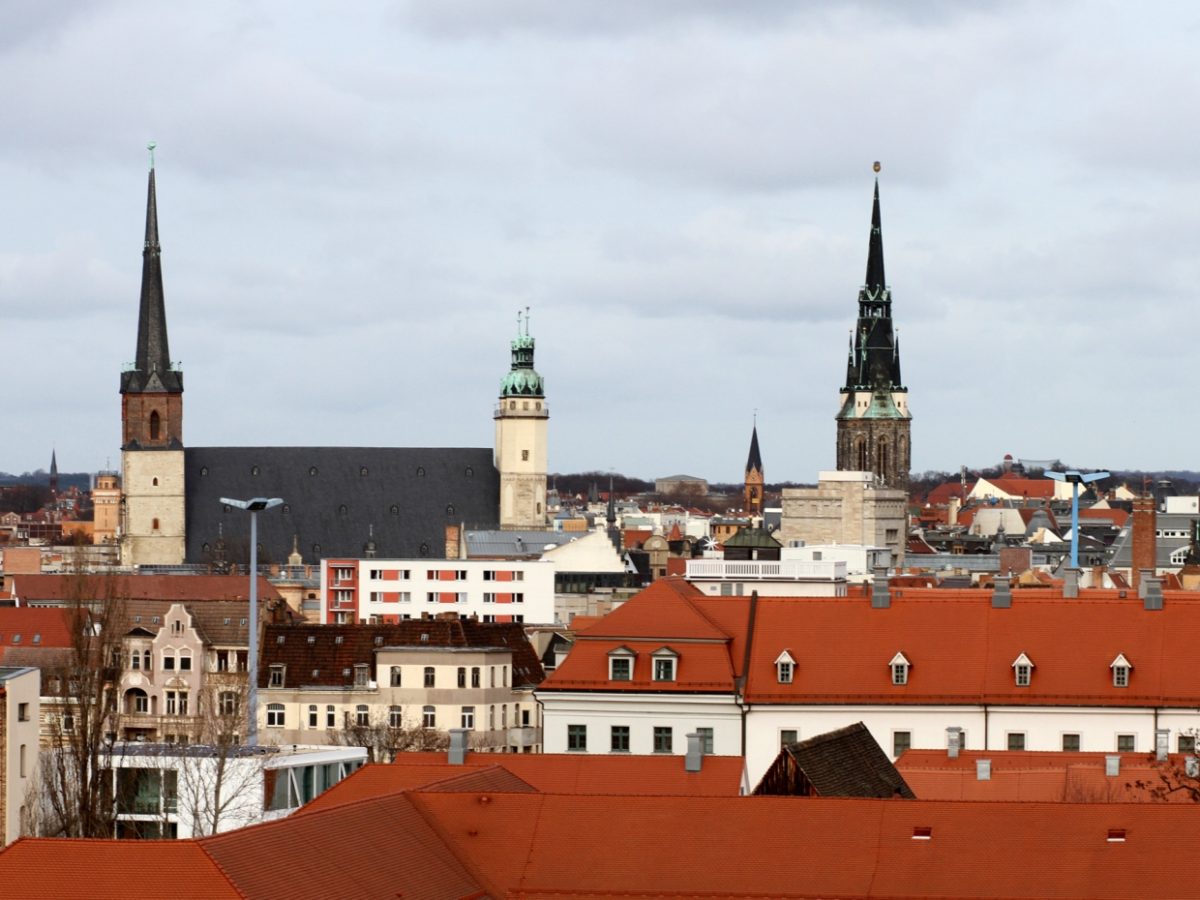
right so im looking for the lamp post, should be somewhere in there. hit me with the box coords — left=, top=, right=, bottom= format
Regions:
left=220, top=496, right=283, bottom=746
left=1043, top=471, right=1109, bottom=570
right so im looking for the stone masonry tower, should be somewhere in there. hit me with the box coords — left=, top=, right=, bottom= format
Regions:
left=835, top=164, right=911, bottom=491
left=494, top=310, right=549, bottom=529
left=744, top=422, right=764, bottom=517
left=120, top=146, right=186, bottom=565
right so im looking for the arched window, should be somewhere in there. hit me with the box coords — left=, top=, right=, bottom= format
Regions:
left=149, top=410, right=161, bottom=441
left=422, top=705, right=436, bottom=728
left=877, top=438, right=889, bottom=479
left=266, top=703, right=285, bottom=727
left=388, top=705, right=403, bottom=728
left=125, top=688, right=149, bottom=715
left=355, top=704, right=370, bottom=726
left=856, top=439, right=867, bottom=471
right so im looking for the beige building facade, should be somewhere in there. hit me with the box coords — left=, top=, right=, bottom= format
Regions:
left=779, top=471, right=907, bottom=564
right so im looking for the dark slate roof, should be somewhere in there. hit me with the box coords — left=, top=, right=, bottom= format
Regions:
left=754, top=722, right=915, bottom=799
left=259, top=620, right=545, bottom=689
left=184, top=447, right=499, bottom=565
left=723, top=526, right=782, bottom=550
left=745, top=425, right=763, bottom=474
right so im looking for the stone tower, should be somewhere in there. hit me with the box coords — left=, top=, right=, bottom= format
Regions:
left=835, top=166, right=911, bottom=491
left=120, top=148, right=187, bottom=566
left=494, top=310, right=549, bottom=529
left=744, top=423, right=764, bottom=516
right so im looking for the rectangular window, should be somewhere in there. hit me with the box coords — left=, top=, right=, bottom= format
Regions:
left=326, top=705, right=336, bottom=728
left=780, top=729, right=798, bottom=749
left=426, top=593, right=437, bottom=603
left=484, top=570, right=496, bottom=581
left=269, top=666, right=285, bottom=688
left=893, top=731, right=912, bottom=757
left=653, top=726, right=673, bottom=754
left=163, top=655, right=175, bottom=671
left=390, top=666, right=402, bottom=687
left=1117, top=734, right=1136, bottom=753
left=471, top=667, right=481, bottom=688
left=308, top=705, right=318, bottom=728
left=462, top=706, right=475, bottom=729
left=610, top=657, right=632, bottom=681
left=892, top=664, right=907, bottom=685
left=1007, top=732, right=1026, bottom=751
left=166, top=691, right=178, bottom=715
left=1015, top=665, right=1030, bottom=687
left=513, top=593, right=524, bottom=603
left=653, top=658, right=676, bottom=682
left=696, top=727, right=714, bottom=755
left=131, top=652, right=141, bottom=670
left=567, top=724, right=587, bottom=751
left=422, top=706, right=436, bottom=729
left=483, top=593, right=496, bottom=603
left=1062, top=733, right=1081, bottom=752
left=777, top=661, right=793, bottom=684
left=179, top=654, right=192, bottom=671
left=611, top=725, right=630, bottom=752
left=354, top=665, right=370, bottom=687
left=1180, top=735, right=1196, bottom=754
left=457, top=667, right=467, bottom=688
left=17, top=703, right=28, bottom=722
left=424, top=667, right=436, bottom=688
left=1113, top=666, right=1129, bottom=688
left=390, top=706, right=404, bottom=728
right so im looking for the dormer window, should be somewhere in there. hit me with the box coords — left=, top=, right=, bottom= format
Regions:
left=269, top=664, right=285, bottom=688
left=651, top=648, right=678, bottom=682
left=608, top=647, right=635, bottom=681
left=1012, top=652, right=1034, bottom=687
left=890, top=652, right=911, bottom=686
left=775, top=650, right=796, bottom=685
left=1111, top=653, right=1132, bottom=688
left=354, top=664, right=370, bottom=687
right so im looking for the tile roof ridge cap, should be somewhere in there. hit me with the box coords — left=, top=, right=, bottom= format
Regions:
left=406, top=786, right=517, bottom=897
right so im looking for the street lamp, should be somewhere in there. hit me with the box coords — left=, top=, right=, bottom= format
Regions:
left=220, top=496, right=283, bottom=746
left=1043, top=471, right=1109, bottom=570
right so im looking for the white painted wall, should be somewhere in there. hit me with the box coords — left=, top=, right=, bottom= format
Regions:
left=540, top=692, right=741, bottom=757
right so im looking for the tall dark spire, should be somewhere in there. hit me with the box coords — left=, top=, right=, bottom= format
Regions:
left=864, top=174, right=886, bottom=295
left=122, top=145, right=182, bottom=395
left=746, top=424, right=763, bottom=475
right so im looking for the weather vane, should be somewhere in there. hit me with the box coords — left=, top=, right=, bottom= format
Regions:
left=148, top=140, right=157, bottom=170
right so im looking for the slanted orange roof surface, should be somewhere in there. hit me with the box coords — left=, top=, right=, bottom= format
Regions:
left=7, top=573, right=281, bottom=603
left=0, top=606, right=73, bottom=647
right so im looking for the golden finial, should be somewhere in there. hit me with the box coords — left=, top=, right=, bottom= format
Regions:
left=873, top=160, right=881, bottom=173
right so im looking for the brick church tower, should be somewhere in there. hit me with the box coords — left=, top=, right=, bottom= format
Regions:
left=743, top=422, right=764, bottom=517
left=835, top=165, right=911, bottom=491
left=120, top=146, right=187, bottom=565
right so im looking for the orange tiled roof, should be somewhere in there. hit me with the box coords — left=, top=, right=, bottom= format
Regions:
left=7, top=573, right=282, bottom=603
left=0, top=606, right=73, bottom=647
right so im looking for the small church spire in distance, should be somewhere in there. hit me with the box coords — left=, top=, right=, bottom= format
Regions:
left=864, top=161, right=886, bottom=295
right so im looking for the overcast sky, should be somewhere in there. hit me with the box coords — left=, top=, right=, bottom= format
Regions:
left=3, top=1, right=1198, bottom=484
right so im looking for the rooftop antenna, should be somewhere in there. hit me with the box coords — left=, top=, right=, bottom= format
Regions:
left=1044, top=470, right=1111, bottom=570
left=147, top=140, right=156, bottom=170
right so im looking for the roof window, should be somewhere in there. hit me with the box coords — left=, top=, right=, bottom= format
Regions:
left=775, top=650, right=796, bottom=685
left=890, top=652, right=911, bottom=686
left=1012, top=652, right=1034, bottom=687
left=1111, top=653, right=1132, bottom=688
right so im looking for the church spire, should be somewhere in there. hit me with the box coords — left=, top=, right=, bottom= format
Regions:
left=864, top=164, right=886, bottom=296
left=745, top=422, right=763, bottom=475
left=122, top=142, right=182, bottom=396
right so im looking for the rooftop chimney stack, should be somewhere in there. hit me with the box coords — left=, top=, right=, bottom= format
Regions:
left=991, top=577, right=1012, bottom=609
left=871, top=567, right=890, bottom=609
left=947, top=726, right=963, bottom=759
left=1144, top=577, right=1164, bottom=611
left=685, top=732, right=704, bottom=773
left=449, top=728, right=470, bottom=765
left=1063, top=568, right=1079, bottom=599
left=1131, top=496, right=1157, bottom=594
left=1156, top=729, right=1170, bottom=762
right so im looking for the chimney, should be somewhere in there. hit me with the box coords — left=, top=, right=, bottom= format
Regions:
left=685, top=732, right=704, bottom=773
left=947, top=727, right=963, bottom=759
left=948, top=496, right=960, bottom=526
left=976, top=759, right=991, bottom=781
left=991, top=577, right=1011, bottom=609
left=871, top=567, right=890, bottom=609
left=1063, top=568, right=1079, bottom=599
left=1144, top=577, right=1164, bottom=611
left=1156, top=729, right=1170, bottom=762
left=1131, top=497, right=1157, bottom=593
left=448, top=728, right=470, bottom=765
left=1091, top=565, right=1106, bottom=589
left=1105, top=755, right=1120, bottom=777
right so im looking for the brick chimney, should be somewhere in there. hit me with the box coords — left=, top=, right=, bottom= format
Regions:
left=1131, top=496, right=1156, bottom=593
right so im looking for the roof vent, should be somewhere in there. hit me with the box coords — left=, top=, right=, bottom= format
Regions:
left=991, top=577, right=1011, bottom=608
left=1144, top=578, right=1163, bottom=611
left=947, top=727, right=963, bottom=759
left=1105, top=755, right=1121, bottom=777
left=871, top=567, right=890, bottom=609
left=1063, top=567, right=1080, bottom=599
left=1106, top=828, right=1126, bottom=843
left=976, top=759, right=991, bottom=781
left=912, top=826, right=932, bottom=840
left=449, top=728, right=470, bottom=765
left=685, top=732, right=704, bottom=773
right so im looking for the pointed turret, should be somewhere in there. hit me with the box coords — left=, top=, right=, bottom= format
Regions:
left=122, top=149, right=182, bottom=396
left=744, top=421, right=764, bottom=517
left=49, top=449, right=59, bottom=497
left=745, top=425, right=763, bottom=475
left=864, top=177, right=886, bottom=296
left=494, top=308, right=549, bottom=529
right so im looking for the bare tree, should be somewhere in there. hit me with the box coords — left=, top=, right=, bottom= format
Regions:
left=38, top=571, right=127, bottom=837
left=327, top=710, right=449, bottom=762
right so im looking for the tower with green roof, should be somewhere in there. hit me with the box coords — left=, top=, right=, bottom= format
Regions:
left=494, top=309, right=549, bottom=528
left=835, top=165, right=911, bottom=491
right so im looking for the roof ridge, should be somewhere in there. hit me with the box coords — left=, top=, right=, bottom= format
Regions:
left=406, top=788, right=504, bottom=897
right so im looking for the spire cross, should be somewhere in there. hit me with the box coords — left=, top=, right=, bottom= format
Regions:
left=524, top=305, right=531, bottom=336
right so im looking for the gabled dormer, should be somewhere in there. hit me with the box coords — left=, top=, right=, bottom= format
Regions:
left=890, top=651, right=910, bottom=686
left=651, top=646, right=678, bottom=682
left=1110, top=653, right=1132, bottom=688
left=1012, top=652, right=1034, bottom=687
left=775, top=650, right=796, bottom=684
left=608, top=646, right=635, bottom=682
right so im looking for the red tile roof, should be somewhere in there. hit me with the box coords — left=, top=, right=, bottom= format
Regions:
left=7, top=573, right=282, bottom=604
left=0, top=606, right=72, bottom=647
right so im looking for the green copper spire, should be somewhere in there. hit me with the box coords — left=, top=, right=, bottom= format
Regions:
left=499, top=307, right=545, bottom=397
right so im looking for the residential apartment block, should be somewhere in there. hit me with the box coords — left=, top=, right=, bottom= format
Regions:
left=320, top=557, right=555, bottom=625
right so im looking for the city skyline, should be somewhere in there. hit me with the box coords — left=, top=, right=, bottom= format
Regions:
left=4, top=2, right=1198, bottom=482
